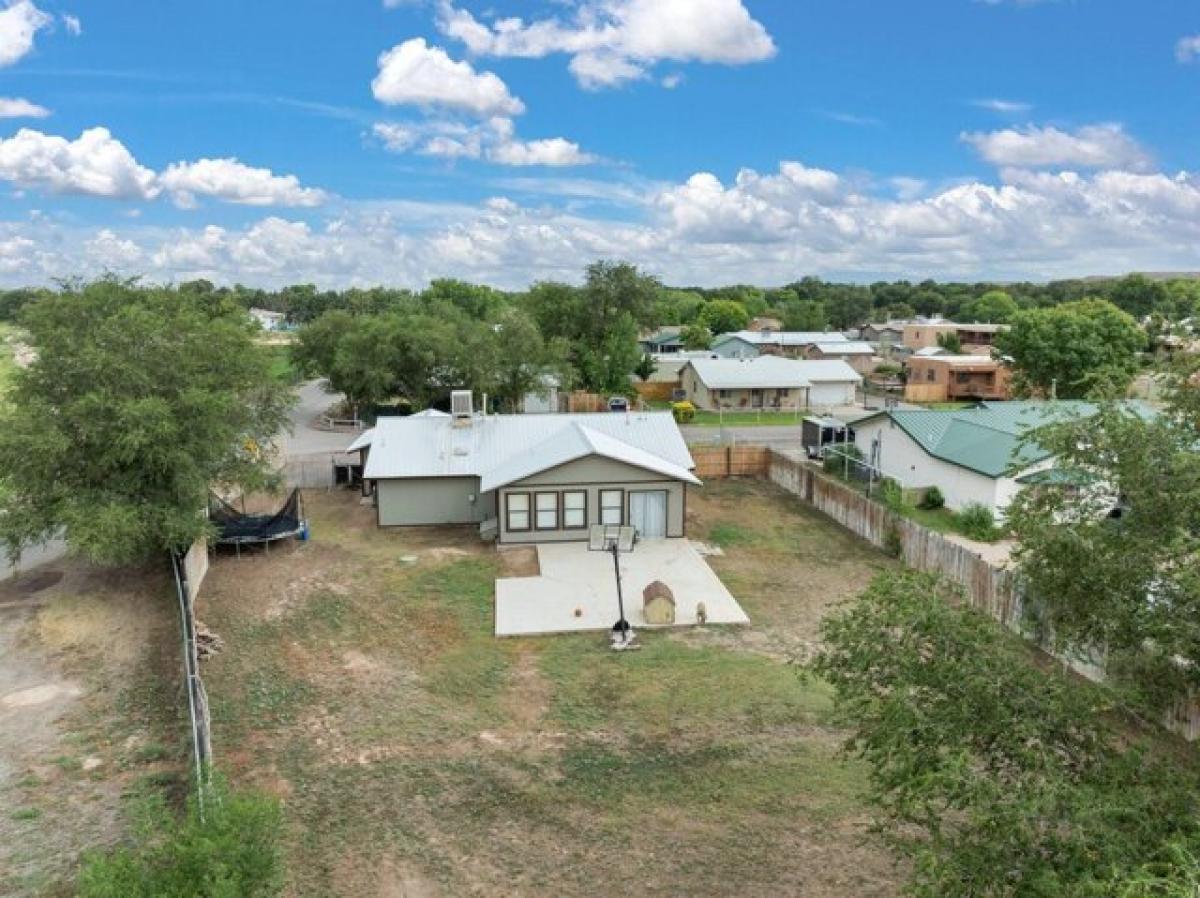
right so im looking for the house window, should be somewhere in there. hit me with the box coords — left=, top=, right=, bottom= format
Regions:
left=535, top=492, right=559, bottom=530
left=562, top=491, right=587, bottom=529
left=599, top=489, right=624, bottom=525
left=506, top=493, right=530, bottom=532
left=926, top=368, right=936, bottom=382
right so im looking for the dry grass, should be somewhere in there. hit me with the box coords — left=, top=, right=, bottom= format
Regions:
left=0, top=560, right=182, bottom=897
left=195, top=483, right=902, bottom=898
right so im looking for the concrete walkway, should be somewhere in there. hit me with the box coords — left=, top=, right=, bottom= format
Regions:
left=495, top=539, right=748, bottom=636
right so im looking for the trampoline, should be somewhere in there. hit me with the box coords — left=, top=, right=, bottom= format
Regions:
left=208, top=489, right=307, bottom=547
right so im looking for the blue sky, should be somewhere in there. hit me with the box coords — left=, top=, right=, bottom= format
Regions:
left=0, top=0, right=1197, bottom=287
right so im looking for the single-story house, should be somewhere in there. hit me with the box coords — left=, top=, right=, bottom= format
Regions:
left=850, top=401, right=1152, bottom=518
left=680, top=356, right=861, bottom=410
left=860, top=321, right=907, bottom=345
left=249, top=308, right=287, bottom=331
left=903, top=354, right=1012, bottom=402
left=804, top=341, right=876, bottom=375
left=639, top=327, right=684, bottom=355
left=711, top=330, right=848, bottom=359
left=353, top=393, right=700, bottom=544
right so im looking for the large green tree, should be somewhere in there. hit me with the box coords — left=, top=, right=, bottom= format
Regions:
left=0, top=279, right=293, bottom=566
left=960, top=288, right=1018, bottom=323
left=994, top=298, right=1145, bottom=398
left=812, top=570, right=1200, bottom=898
left=1007, top=366, right=1200, bottom=710
left=698, top=299, right=750, bottom=335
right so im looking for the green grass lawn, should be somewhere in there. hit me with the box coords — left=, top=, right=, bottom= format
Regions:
left=260, top=342, right=301, bottom=385
left=192, top=482, right=901, bottom=898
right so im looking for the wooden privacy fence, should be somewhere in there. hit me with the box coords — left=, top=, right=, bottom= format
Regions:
left=762, top=448, right=1200, bottom=740
left=633, top=380, right=679, bottom=402
left=691, top=445, right=772, bottom=479
left=767, top=451, right=1022, bottom=625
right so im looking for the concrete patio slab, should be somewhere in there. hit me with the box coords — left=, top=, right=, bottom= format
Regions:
left=495, top=538, right=749, bottom=636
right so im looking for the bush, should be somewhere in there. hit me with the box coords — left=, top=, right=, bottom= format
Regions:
left=670, top=400, right=695, bottom=424
left=77, top=779, right=284, bottom=898
left=919, top=486, right=945, bottom=510
left=878, top=477, right=903, bottom=510
left=823, top=443, right=862, bottom=477
left=956, top=502, right=997, bottom=541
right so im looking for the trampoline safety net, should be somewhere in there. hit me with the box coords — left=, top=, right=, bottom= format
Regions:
left=208, top=489, right=306, bottom=545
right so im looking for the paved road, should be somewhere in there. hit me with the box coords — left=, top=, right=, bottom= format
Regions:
left=0, top=539, right=67, bottom=582
left=282, top=380, right=356, bottom=456
left=681, top=424, right=802, bottom=447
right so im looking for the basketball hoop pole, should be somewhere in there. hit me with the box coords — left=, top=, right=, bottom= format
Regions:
left=610, top=541, right=630, bottom=640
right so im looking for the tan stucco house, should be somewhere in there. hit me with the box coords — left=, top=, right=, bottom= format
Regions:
left=352, top=394, right=699, bottom=544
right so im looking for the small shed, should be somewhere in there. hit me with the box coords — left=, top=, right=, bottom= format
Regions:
left=642, top=580, right=676, bottom=625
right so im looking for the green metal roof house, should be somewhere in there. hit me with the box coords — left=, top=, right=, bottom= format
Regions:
left=851, top=401, right=1153, bottom=518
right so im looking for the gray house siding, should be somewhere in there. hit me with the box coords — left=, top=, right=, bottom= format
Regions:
left=497, top=455, right=688, bottom=544
left=711, top=336, right=760, bottom=359
left=376, top=476, right=495, bottom=526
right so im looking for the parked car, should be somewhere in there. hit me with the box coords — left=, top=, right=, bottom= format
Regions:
left=608, top=396, right=630, bottom=412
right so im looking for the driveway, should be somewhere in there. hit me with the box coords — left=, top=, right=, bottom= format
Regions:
left=282, top=379, right=356, bottom=456
left=494, top=538, right=749, bottom=636
left=1, top=539, right=67, bottom=583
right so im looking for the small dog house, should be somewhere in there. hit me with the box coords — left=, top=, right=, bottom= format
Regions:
left=642, top=580, right=676, bottom=625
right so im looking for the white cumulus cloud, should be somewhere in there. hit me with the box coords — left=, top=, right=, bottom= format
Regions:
left=371, top=37, right=524, bottom=117
left=62, top=12, right=81, bottom=35
left=0, top=127, right=158, bottom=199
left=158, top=158, right=328, bottom=208
left=0, top=0, right=51, bottom=68
left=1177, top=34, right=1200, bottom=63
left=0, top=127, right=330, bottom=208
left=374, top=116, right=596, bottom=167
left=0, top=96, right=49, bottom=117
left=961, top=123, right=1152, bottom=170
left=436, top=0, right=775, bottom=89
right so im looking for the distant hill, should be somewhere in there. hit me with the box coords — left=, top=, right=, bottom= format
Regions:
left=1078, top=272, right=1200, bottom=283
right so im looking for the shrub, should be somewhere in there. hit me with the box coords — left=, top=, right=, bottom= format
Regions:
left=878, top=477, right=903, bottom=510
left=670, top=400, right=695, bottom=424
left=77, top=778, right=284, bottom=898
left=956, top=502, right=997, bottom=541
left=883, top=524, right=903, bottom=558
left=919, top=486, right=945, bottom=510
left=823, top=443, right=862, bottom=477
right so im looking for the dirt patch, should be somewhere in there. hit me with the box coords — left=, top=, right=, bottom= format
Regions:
left=0, top=558, right=178, bottom=897
left=0, top=570, right=64, bottom=596
left=496, top=545, right=539, bottom=578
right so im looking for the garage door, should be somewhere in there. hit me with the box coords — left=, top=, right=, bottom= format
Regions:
left=629, top=490, right=668, bottom=539
left=809, top=381, right=853, bottom=407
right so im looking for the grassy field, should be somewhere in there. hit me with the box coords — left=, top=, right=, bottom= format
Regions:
left=191, top=480, right=900, bottom=897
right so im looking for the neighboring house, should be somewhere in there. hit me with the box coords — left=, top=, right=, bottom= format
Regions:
left=904, top=354, right=1013, bottom=402
left=903, top=321, right=1007, bottom=354
left=680, top=356, right=861, bottom=410
left=804, top=341, right=877, bottom=375
left=522, top=374, right=560, bottom=414
left=710, top=330, right=848, bottom=359
left=639, top=327, right=684, bottom=355
left=249, top=308, right=287, bottom=331
left=851, top=401, right=1152, bottom=518
left=860, top=321, right=908, bottom=345
left=353, top=392, right=699, bottom=544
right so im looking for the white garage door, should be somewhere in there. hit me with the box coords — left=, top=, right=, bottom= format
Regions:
left=629, top=490, right=668, bottom=539
left=809, top=381, right=854, bottom=407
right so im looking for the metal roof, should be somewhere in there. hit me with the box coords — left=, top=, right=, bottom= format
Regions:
left=811, top=341, right=874, bottom=355
left=360, top=411, right=697, bottom=485
left=480, top=421, right=700, bottom=491
left=712, top=330, right=848, bottom=347
left=858, top=400, right=1155, bottom=478
left=686, top=356, right=861, bottom=389
left=346, top=428, right=374, bottom=452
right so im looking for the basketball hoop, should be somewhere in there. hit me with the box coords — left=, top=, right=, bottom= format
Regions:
left=588, top=524, right=637, bottom=644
